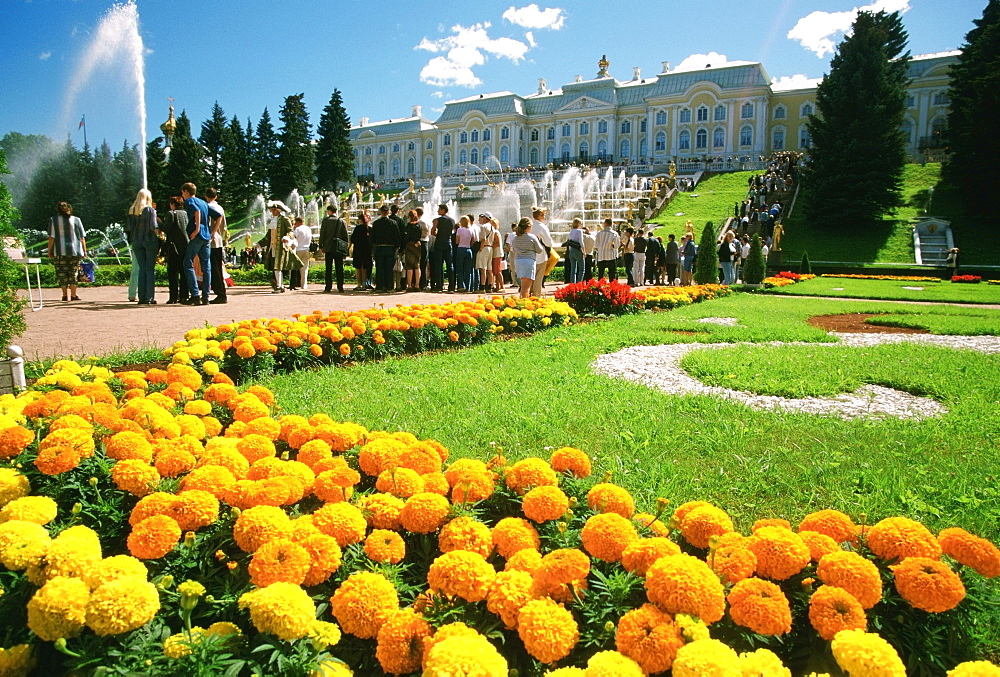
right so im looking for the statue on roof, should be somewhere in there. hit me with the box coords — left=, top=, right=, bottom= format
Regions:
left=597, top=55, right=610, bottom=78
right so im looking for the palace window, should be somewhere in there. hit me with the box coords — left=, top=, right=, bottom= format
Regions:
left=621, top=120, right=631, bottom=134
left=597, top=139, right=607, bottom=156
left=579, top=141, right=589, bottom=160
left=740, top=125, right=753, bottom=146
left=772, top=128, right=784, bottom=150
left=364, top=161, right=372, bottom=175
left=799, top=125, right=812, bottom=149
left=680, top=108, right=692, bottom=123
left=561, top=143, right=570, bottom=160
left=695, top=128, right=707, bottom=149
left=530, top=129, right=539, bottom=141
left=459, top=150, right=468, bottom=164
left=392, top=143, right=399, bottom=152
left=443, top=151, right=451, bottom=168
left=546, top=146, right=555, bottom=163
left=713, top=128, right=725, bottom=148
left=655, top=132, right=666, bottom=152
left=470, top=148, right=479, bottom=164
left=471, top=130, right=479, bottom=142
left=773, top=105, right=786, bottom=120
left=482, top=129, right=491, bottom=141
left=500, top=145, right=509, bottom=163
left=443, top=134, right=451, bottom=146
left=378, top=145, right=385, bottom=154
left=460, top=132, right=468, bottom=143
left=562, top=124, right=571, bottom=137
left=530, top=147, right=539, bottom=164
left=678, top=130, right=691, bottom=150
left=639, top=138, right=648, bottom=157
left=697, top=106, right=708, bottom=122
left=800, top=103, right=814, bottom=117
left=714, top=105, right=726, bottom=121
left=620, top=138, right=630, bottom=158
left=640, top=119, right=647, bottom=132
left=741, top=102, right=754, bottom=119
left=425, top=157, right=433, bottom=173
left=933, top=91, right=950, bottom=106
left=378, top=160, right=385, bottom=175
left=406, top=158, right=414, bottom=174
left=392, top=159, right=400, bottom=175
left=598, top=120, right=608, bottom=133
left=580, top=121, right=589, bottom=135
left=426, top=139, right=433, bottom=150
left=655, top=110, right=667, bottom=125
left=547, top=127, right=556, bottom=140
left=482, top=147, right=490, bottom=162
left=364, top=147, right=372, bottom=155
left=407, top=142, right=414, bottom=151
left=500, top=126, right=509, bottom=139
left=900, top=119, right=914, bottom=145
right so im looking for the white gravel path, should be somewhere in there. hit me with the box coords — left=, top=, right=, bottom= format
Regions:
left=592, top=333, right=1000, bottom=420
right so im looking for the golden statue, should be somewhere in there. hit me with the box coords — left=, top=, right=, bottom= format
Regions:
left=771, top=223, right=783, bottom=252
left=408, top=178, right=415, bottom=193
left=355, top=183, right=363, bottom=202
left=685, top=220, right=695, bottom=238
left=669, top=160, right=677, bottom=180
left=627, top=202, right=634, bottom=220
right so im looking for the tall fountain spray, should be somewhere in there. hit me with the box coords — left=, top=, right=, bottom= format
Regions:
left=61, top=1, right=148, bottom=188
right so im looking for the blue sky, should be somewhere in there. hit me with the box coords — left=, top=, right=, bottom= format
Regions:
left=0, top=0, right=985, bottom=151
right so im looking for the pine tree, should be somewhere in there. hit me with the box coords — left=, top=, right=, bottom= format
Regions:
left=199, top=102, right=228, bottom=189
left=272, top=94, right=314, bottom=199
left=743, top=234, right=766, bottom=284
left=693, top=222, right=719, bottom=285
left=221, top=116, right=255, bottom=214
left=18, top=139, right=85, bottom=232
left=799, top=250, right=812, bottom=275
left=315, top=89, right=354, bottom=191
left=945, top=0, right=1000, bottom=217
left=113, top=141, right=143, bottom=219
left=145, top=137, right=170, bottom=215
left=165, top=111, right=207, bottom=195
left=805, top=10, right=910, bottom=230
left=253, top=108, right=278, bottom=197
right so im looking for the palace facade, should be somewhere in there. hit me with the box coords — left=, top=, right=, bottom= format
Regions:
left=349, top=52, right=957, bottom=181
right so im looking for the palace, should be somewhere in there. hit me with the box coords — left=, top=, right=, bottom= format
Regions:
left=348, top=52, right=957, bottom=181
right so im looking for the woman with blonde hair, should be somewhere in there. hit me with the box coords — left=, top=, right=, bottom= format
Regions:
left=509, top=217, right=545, bottom=298
left=126, top=188, right=160, bottom=304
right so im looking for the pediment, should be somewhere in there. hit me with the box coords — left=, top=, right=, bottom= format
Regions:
left=555, top=96, right=616, bottom=113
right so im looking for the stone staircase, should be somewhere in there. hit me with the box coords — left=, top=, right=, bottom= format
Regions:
left=912, top=217, right=953, bottom=266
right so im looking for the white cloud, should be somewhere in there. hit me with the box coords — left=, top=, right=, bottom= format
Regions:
left=502, top=4, right=566, bottom=30
left=525, top=31, right=536, bottom=47
left=430, top=91, right=445, bottom=98
left=787, top=0, right=912, bottom=58
left=673, top=52, right=740, bottom=73
left=772, top=74, right=823, bottom=91
left=39, top=51, right=51, bottom=60
left=416, top=22, right=529, bottom=87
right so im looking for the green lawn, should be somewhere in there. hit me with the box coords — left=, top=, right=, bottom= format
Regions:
left=762, top=276, right=1000, bottom=304
left=650, top=171, right=753, bottom=236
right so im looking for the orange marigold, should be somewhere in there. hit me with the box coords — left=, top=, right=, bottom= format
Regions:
left=110, top=459, right=161, bottom=497
left=800, top=530, right=842, bottom=563
left=420, top=471, right=449, bottom=496
left=486, top=570, right=536, bottom=628
left=364, top=529, right=406, bottom=564
left=504, top=458, right=558, bottom=495
left=752, top=518, right=792, bottom=532
left=867, top=516, right=942, bottom=562
left=376, top=608, right=432, bottom=676
left=746, top=526, right=811, bottom=581
left=356, top=493, right=405, bottom=531
left=816, top=551, right=882, bottom=609
left=248, top=538, right=311, bottom=587
left=427, top=550, right=496, bottom=602
left=798, top=509, right=856, bottom=543
left=615, top=603, right=684, bottom=674
left=521, top=485, right=569, bottom=524
left=329, top=571, right=399, bottom=639
left=127, top=514, right=181, bottom=559
left=376, top=467, right=425, bottom=498
left=621, top=538, right=681, bottom=577
left=679, top=504, right=734, bottom=549
left=506, top=548, right=543, bottom=575
left=808, top=585, right=867, bottom=640
left=492, top=517, right=540, bottom=559
left=300, top=532, right=343, bottom=587
left=33, top=444, right=82, bottom=476
left=587, top=483, right=635, bottom=518
left=400, top=493, right=451, bottom=534
left=533, top=548, right=591, bottom=598
left=890, top=557, right=966, bottom=613
left=312, top=502, right=367, bottom=548
left=438, top=516, right=493, bottom=558
left=581, top=512, right=639, bottom=563
left=726, top=578, right=792, bottom=636
left=517, top=598, right=578, bottom=664
left=0, top=426, right=35, bottom=459
left=711, top=543, right=757, bottom=585
left=233, top=505, right=291, bottom=553
left=549, top=446, right=591, bottom=478
left=236, top=434, right=276, bottom=465
left=644, top=553, right=726, bottom=624
left=633, top=512, right=670, bottom=537
left=939, top=527, right=1000, bottom=578
left=358, top=437, right=407, bottom=477
left=314, top=466, right=362, bottom=503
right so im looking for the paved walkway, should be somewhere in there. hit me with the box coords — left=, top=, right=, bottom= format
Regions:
left=15, top=284, right=534, bottom=361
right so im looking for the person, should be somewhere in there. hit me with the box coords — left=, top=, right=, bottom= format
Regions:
left=453, top=216, right=475, bottom=292
left=160, top=196, right=190, bottom=303
left=370, top=205, right=401, bottom=291
left=266, top=200, right=298, bottom=293
left=645, top=231, right=662, bottom=285
left=475, top=212, right=494, bottom=293
left=632, top=229, right=646, bottom=287
left=510, top=217, right=546, bottom=298
left=582, top=225, right=596, bottom=281
left=504, top=222, right=518, bottom=287
left=181, top=182, right=211, bottom=305
left=291, top=217, right=313, bottom=290
left=664, top=233, right=680, bottom=286
left=946, top=247, right=959, bottom=278
left=563, top=218, right=585, bottom=284
left=351, top=210, right=373, bottom=290
left=319, top=205, right=348, bottom=293
left=204, top=188, right=228, bottom=304
left=416, top=207, right=431, bottom=290
left=738, top=236, right=751, bottom=283
left=530, top=206, right=553, bottom=297
left=621, top=227, right=635, bottom=286
left=594, top=218, right=621, bottom=281
left=46, top=201, right=87, bottom=302
left=126, top=188, right=159, bottom=305
left=718, top=231, right=736, bottom=285
left=681, top=234, right=697, bottom=286
left=489, top=217, right=505, bottom=293
left=430, top=204, right=455, bottom=292
left=402, top=209, right=423, bottom=290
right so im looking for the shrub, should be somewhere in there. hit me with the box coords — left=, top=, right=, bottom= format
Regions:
left=554, top=278, right=642, bottom=316
left=694, top=222, right=720, bottom=285
left=0, top=149, right=26, bottom=349
left=951, top=275, right=982, bottom=284
left=800, top=251, right=812, bottom=275
left=743, top=234, right=766, bottom=285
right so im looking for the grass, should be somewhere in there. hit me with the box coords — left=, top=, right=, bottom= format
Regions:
left=650, top=171, right=753, bottom=235
left=761, top=276, right=1000, bottom=304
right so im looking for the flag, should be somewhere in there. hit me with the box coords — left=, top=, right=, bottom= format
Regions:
left=78, top=117, right=85, bottom=129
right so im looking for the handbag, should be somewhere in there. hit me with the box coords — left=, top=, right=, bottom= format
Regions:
left=309, top=241, right=318, bottom=253
left=334, top=238, right=349, bottom=257
left=544, top=247, right=560, bottom=275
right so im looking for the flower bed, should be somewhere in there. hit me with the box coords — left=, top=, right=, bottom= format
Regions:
left=821, top=274, right=943, bottom=283
left=164, top=297, right=577, bottom=384
left=633, top=284, right=733, bottom=310
left=951, top=275, right=982, bottom=284
left=554, top=281, right=734, bottom=316
left=0, top=361, right=997, bottom=674
left=763, top=272, right=817, bottom=288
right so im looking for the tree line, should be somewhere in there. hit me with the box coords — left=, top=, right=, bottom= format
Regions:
left=0, top=89, right=354, bottom=234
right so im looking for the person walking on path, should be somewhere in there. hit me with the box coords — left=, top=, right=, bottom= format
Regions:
left=530, top=206, right=553, bottom=297
left=266, top=200, right=298, bottom=294
left=291, top=217, right=313, bottom=290
left=319, top=205, right=349, bottom=293
left=126, top=188, right=160, bottom=305
left=351, top=211, right=373, bottom=290
left=47, top=201, right=87, bottom=302
left=563, top=218, right=585, bottom=284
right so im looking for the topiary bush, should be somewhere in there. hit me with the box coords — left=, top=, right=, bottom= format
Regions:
left=800, top=251, right=812, bottom=275
left=743, top=234, right=767, bottom=285
left=694, top=221, right=720, bottom=285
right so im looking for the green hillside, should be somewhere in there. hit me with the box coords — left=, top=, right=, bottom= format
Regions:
left=649, top=171, right=752, bottom=236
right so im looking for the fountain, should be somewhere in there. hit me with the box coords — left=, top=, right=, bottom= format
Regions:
left=61, top=1, right=148, bottom=188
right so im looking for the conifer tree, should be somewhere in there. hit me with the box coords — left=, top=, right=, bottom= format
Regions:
left=693, top=222, right=719, bottom=285
left=272, top=94, right=314, bottom=199
left=165, top=111, right=207, bottom=195
left=743, top=234, right=766, bottom=284
left=199, top=102, right=229, bottom=189
left=253, top=108, right=278, bottom=197
left=805, top=10, right=910, bottom=230
left=315, top=89, right=354, bottom=191
left=221, top=116, right=255, bottom=214
left=145, top=138, right=170, bottom=216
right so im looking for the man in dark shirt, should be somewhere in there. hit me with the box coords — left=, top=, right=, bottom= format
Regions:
left=370, top=205, right=400, bottom=291
left=319, top=205, right=349, bottom=293
left=665, top=233, right=680, bottom=285
left=430, top=204, right=455, bottom=291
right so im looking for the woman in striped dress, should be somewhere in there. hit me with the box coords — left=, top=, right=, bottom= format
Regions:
left=47, top=201, right=87, bottom=302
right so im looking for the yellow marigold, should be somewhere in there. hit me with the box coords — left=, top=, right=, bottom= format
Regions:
left=0, top=425, right=34, bottom=459
left=645, top=553, right=726, bottom=624
left=154, top=448, right=196, bottom=478
left=939, top=527, right=1000, bottom=578
left=313, top=501, right=367, bottom=547
left=329, top=571, right=399, bottom=639
left=621, top=537, right=681, bottom=577
left=809, top=585, right=868, bottom=640
left=233, top=505, right=291, bottom=553
left=727, top=577, right=792, bottom=636
left=867, top=516, right=942, bottom=562
left=544, top=669, right=585, bottom=676
left=712, top=543, right=758, bottom=585
left=738, top=648, right=791, bottom=677
left=300, top=532, right=343, bottom=587
left=0, top=519, right=51, bottom=570
left=358, top=437, right=407, bottom=477
left=587, top=483, right=635, bottom=518
left=232, top=396, right=270, bottom=423
left=356, top=493, right=405, bottom=530
left=746, top=526, right=811, bottom=581
left=0, top=468, right=30, bottom=508
left=364, top=529, right=406, bottom=564
left=680, top=504, right=735, bottom=549
left=249, top=538, right=312, bottom=587
left=180, top=464, right=236, bottom=500
left=183, top=399, right=213, bottom=416
left=27, top=575, right=90, bottom=641
left=421, top=621, right=480, bottom=660
left=948, top=662, right=1000, bottom=677
left=672, top=638, right=742, bottom=677
left=506, top=547, right=543, bottom=575
left=581, top=512, right=639, bottom=562
left=375, top=467, right=425, bottom=498
left=163, top=627, right=206, bottom=659
left=239, top=582, right=315, bottom=641
left=128, top=514, right=181, bottom=560
left=504, top=458, right=558, bottom=495
left=400, top=492, right=451, bottom=534
left=450, top=467, right=495, bottom=504
left=375, top=608, right=432, bottom=675
left=586, top=651, right=644, bottom=677
left=198, top=447, right=250, bottom=479
left=800, top=530, right=842, bottom=562
left=82, top=555, right=148, bottom=589
left=891, top=556, right=965, bottom=613
left=0, top=496, right=57, bottom=525
left=428, top=550, right=496, bottom=602
left=85, top=576, right=160, bottom=636
left=439, top=515, right=494, bottom=558
left=517, top=597, right=578, bottom=664
left=423, top=634, right=507, bottom=677
left=49, top=413, right=93, bottom=433
left=522, top=485, right=569, bottom=524
left=486, top=570, right=536, bottom=629
left=397, top=443, right=443, bottom=475
left=615, top=603, right=685, bottom=674
left=752, top=518, right=792, bottom=532
left=816, top=551, right=882, bottom=609
left=549, top=446, right=591, bottom=478
left=110, top=459, right=161, bottom=497
left=0, top=643, right=36, bottom=677
left=799, top=509, right=856, bottom=543
left=831, top=630, right=905, bottom=677
left=237, top=434, right=277, bottom=464
left=492, top=517, right=540, bottom=559
left=26, top=524, right=102, bottom=585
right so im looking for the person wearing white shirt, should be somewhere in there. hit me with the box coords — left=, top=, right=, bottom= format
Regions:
left=417, top=207, right=431, bottom=290
left=594, top=219, right=621, bottom=281
left=530, top=206, right=553, bottom=296
left=563, top=218, right=585, bottom=283
left=582, top=226, right=597, bottom=280
left=292, top=217, right=313, bottom=290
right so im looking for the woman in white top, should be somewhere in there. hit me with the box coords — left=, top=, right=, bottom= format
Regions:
left=292, top=217, right=313, bottom=290
left=475, top=216, right=495, bottom=294
left=510, top=217, right=545, bottom=298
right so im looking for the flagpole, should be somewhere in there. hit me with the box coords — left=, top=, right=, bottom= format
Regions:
left=80, top=115, right=88, bottom=148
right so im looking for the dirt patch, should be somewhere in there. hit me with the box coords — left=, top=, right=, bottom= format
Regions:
left=111, top=360, right=171, bottom=374
left=808, top=313, right=930, bottom=334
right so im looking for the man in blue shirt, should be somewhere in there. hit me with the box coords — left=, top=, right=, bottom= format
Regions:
left=181, top=182, right=211, bottom=305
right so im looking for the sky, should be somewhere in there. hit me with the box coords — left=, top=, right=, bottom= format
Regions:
left=0, top=0, right=986, bottom=153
